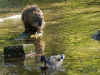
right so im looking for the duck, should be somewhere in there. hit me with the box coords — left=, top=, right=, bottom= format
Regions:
left=40, top=54, right=65, bottom=70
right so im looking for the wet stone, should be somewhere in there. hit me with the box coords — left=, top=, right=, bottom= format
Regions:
left=4, top=45, right=25, bottom=59
left=92, top=29, right=100, bottom=40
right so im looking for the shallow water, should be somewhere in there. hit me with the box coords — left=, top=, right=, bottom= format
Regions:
left=0, top=0, right=100, bottom=75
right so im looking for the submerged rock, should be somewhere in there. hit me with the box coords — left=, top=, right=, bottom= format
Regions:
left=92, top=29, right=100, bottom=40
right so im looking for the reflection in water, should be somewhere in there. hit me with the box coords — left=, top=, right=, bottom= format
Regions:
left=3, top=36, right=45, bottom=75
left=4, top=57, right=25, bottom=66
left=32, top=37, right=45, bottom=54
left=41, top=66, right=65, bottom=75
left=3, top=57, right=25, bottom=75
left=26, top=36, right=45, bottom=65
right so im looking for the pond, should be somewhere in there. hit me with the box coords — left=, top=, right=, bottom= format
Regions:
left=0, top=0, right=100, bottom=75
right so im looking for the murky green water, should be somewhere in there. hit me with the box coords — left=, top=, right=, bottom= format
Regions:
left=0, top=0, right=100, bottom=75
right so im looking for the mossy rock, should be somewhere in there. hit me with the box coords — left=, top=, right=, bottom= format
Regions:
left=4, top=44, right=35, bottom=59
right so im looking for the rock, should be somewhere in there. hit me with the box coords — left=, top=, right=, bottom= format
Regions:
left=4, top=44, right=35, bottom=59
left=4, top=45, right=25, bottom=59
left=92, top=29, right=100, bottom=40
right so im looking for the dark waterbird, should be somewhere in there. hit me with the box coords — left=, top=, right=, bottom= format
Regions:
left=40, top=54, right=65, bottom=74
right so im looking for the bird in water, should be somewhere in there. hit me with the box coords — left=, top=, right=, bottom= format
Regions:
left=40, top=54, right=65, bottom=74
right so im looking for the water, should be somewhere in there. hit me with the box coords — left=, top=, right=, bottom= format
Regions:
left=0, top=0, right=100, bottom=75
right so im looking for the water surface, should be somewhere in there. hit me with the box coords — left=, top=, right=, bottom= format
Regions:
left=0, top=0, right=100, bottom=75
